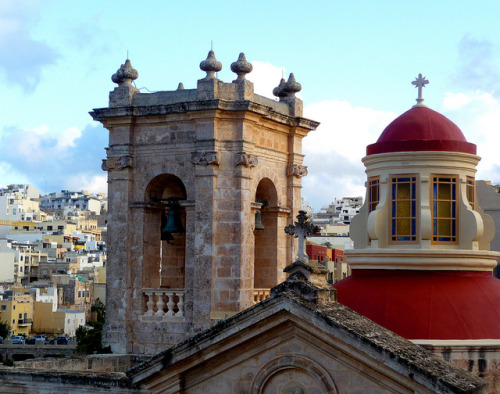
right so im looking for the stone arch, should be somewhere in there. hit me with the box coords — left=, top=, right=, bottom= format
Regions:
left=136, top=163, right=195, bottom=203
left=254, top=177, right=280, bottom=289
left=252, top=168, right=284, bottom=208
left=251, top=355, right=338, bottom=394
left=142, top=173, right=188, bottom=290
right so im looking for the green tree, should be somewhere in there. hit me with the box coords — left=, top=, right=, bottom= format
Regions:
left=75, top=299, right=111, bottom=355
left=0, top=320, right=10, bottom=338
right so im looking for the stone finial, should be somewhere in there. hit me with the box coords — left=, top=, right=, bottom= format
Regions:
left=200, top=50, right=222, bottom=79
left=273, top=78, right=287, bottom=99
left=231, top=52, right=253, bottom=82
left=111, top=59, right=138, bottom=86
left=412, top=73, right=429, bottom=107
left=283, top=73, right=302, bottom=97
left=177, top=82, right=185, bottom=90
left=285, top=210, right=320, bottom=263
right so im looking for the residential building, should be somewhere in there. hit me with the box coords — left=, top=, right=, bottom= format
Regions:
left=0, top=292, right=34, bottom=336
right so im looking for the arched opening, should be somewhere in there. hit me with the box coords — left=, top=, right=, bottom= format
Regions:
left=142, top=174, right=187, bottom=290
left=254, top=178, right=279, bottom=293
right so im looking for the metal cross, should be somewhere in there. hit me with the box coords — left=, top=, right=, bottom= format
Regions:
left=412, top=73, right=429, bottom=106
left=285, top=210, right=320, bottom=263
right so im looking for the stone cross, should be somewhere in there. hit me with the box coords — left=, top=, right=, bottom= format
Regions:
left=412, top=73, right=429, bottom=106
left=285, top=210, right=320, bottom=263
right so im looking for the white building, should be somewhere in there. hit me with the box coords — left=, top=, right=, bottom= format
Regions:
left=313, top=196, right=363, bottom=228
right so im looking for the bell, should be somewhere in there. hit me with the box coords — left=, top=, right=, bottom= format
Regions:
left=161, top=206, right=184, bottom=240
left=254, top=209, right=265, bottom=231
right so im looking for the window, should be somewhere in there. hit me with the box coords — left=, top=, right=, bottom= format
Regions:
left=1, top=305, right=6, bottom=311
left=19, top=313, right=22, bottom=319
left=432, top=176, right=458, bottom=243
left=391, top=176, right=418, bottom=242
left=467, top=177, right=475, bottom=210
left=368, top=177, right=380, bottom=213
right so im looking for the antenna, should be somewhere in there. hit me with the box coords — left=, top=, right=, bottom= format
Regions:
left=211, top=40, right=213, bottom=51
left=127, top=50, right=129, bottom=60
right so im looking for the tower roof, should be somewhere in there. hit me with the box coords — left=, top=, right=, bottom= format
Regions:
left=367, top=106, right=477, bottom=155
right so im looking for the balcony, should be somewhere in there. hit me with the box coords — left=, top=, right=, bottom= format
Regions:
left=18, top=318, right=33, bottom=326
left=253, top=288, right=271, bottom=305
left=142, top=289, right=185, bottom=321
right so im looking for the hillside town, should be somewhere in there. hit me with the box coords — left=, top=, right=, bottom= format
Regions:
left=0, top=184, right=107, bottom=340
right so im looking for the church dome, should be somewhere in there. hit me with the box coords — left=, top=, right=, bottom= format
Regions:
left=366, top=106, right=477, bottom=155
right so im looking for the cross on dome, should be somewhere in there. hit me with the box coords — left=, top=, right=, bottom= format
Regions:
left=412, top=73, right=429, bottom=107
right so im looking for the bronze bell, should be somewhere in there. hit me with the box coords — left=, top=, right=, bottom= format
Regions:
left=161, top=206, right=184, bottom=240
left=254, top=209, right=265, bottom=231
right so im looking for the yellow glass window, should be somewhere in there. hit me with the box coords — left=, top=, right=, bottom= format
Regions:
left=432, top=176, right=458, bottom=243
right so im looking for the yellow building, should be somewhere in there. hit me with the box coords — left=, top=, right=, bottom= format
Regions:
left=0, top=293, right=34, bottom=336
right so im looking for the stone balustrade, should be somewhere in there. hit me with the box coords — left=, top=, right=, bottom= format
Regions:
left=253, top=289, right=271, bottom=305
left=142, top=289, right=185, bottom=320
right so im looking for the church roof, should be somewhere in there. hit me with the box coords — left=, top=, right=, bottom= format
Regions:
left=334, top=269, right=500, bottom=340
left=366, top=106, right=477, bottom=155
left=128, top=278, right=487, bottom=393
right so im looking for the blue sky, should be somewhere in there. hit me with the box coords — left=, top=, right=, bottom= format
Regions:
left=1, top=1, right=500, bottom=210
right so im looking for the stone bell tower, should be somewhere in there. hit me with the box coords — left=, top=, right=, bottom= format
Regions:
left=90, top=51, right=318, bottom=355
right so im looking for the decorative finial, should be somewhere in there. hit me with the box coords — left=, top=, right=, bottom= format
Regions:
left=412, top=73, right=429, bottom=107
left=231, top=52, right=253, bottom=82
left=200, top=50, right=222, bottom=80
left=111, top=59, right=138, bottom=86
left=177, top=82, right=185, bottom=90
left=273, top=78, right=287, bottom=99
left=283, top=73, right=302, bottom=97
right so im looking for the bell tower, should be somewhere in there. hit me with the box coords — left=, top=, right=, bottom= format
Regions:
left=90, top=51, right=319, bottom=354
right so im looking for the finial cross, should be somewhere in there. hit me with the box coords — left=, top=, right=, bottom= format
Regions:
left=285, top=210, right=319, bottom=263
left=412, top=73, right=429, bottom=106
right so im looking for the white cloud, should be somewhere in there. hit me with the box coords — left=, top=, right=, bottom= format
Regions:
left=66, top=174, right=107, bottom=195
left=442, top=92, right=472, bottom=111
left=441, top=92, right=500, bottom=184
left=250, top=61, right=285, bottom=99
left=300, top=101, right=396, bottom=210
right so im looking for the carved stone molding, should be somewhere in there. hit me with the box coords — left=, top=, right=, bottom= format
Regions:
left=102, top=156, right=133, bottom=171
left=191, top=151, right=219, bottom=166
left=234, top=152, right=258, bottom=168
left=287, top=164, right=308, bottom=178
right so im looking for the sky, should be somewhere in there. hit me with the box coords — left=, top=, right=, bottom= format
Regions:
left=1, top=1, right=500, bottom=211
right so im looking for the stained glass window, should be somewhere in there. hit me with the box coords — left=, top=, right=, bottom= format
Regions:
left=432, top=176, right=458, bottom=243
left=391, top=176, right=417, bottom=242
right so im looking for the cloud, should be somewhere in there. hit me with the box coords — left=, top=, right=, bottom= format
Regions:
left=0, top=123, right=108, bottom=194
left=301, top=101, right=397, bottom=211
left=0, top=0, right=58, bottom=91
left=441, top=92, right=500, bottom=184
left=452, top=35, right=500, bottom=95
left=250, top=61, right=285, bottom=99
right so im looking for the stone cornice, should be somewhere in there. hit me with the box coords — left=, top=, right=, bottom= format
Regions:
left=90, top=100, right=319, bottom=130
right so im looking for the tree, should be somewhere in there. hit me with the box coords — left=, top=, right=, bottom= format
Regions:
left=322, top=242, right=333, bottom=249
left=0, top=320, right=9, bottom=338
left=75, top=299, right=111, bottom=355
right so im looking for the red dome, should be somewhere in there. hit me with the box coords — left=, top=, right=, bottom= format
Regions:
left=367, top=106, right=476, bottom=155
left=333, top=270, right=500, bottom=340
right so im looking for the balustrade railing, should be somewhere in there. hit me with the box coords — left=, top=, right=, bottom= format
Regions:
left=253, top=288, right=271, bottom=305
left=142, top=289, right=185, bottom=320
